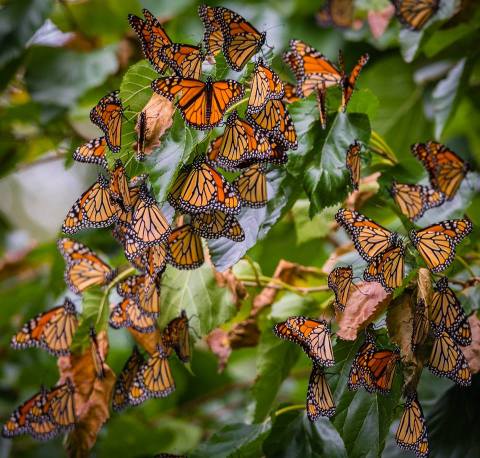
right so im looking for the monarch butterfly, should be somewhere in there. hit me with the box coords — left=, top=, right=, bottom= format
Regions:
left=151, top=76, right=244, bottom=130
left=109, top=298, right=158, bottom=333
left=11, top=298, right=78, bottom=356
left=335, top=208, right=398, bottom=261
left=162, top=310, right=190, bottom=362
left=168, top=224, right=205, bottom=270
left=159, top=43, right=205, bottom=80
left=283, top=82, right=300, bottom=104
left=328, top=266, right=353, bottom=312
left=409, top=218, right=473, bottom=273
left=129, top=185, right=171, bottom=245
left=348, top=331, right=399, bottom=394
left=206, top=111, right=271, bottom=171
left=45, top=379, right=76, bottom=430
left=317, top=0, right=354, bottom=28
left=115, top=175, right=145, bottom=227
left=338, top=51, right=369, bottom=112
left=191, top=211, right=245, bottom=242
left=62, top=175, right=120, bottom=234
left=24, top=394, right=57, bottom=441
left=89, top=327, right=105, bottom=379
left=390, top=182, right=445, bottom=222
left=265, top=139, right=289, bottom=165
left=392, top=0, right=439, bottom=31
left=247, top=59, right=285, bottom=113
left=168, top=159, right=241, bottom=215
left=273, top=321, right=307, bottom=348
left=110, top=161, right=132, bottom=211
left=411, top=141, right=470, bottom=200
left=89, top=90, right=123, bottom=153
left=306, top=364, right=336, bottom=421
left=282, top=317, right=335, bottom=367
left=73, top=136, right=108, bottom=169
left=431, top=277, right=471, bottom=346
left=128, top=9, right=172, bottom=74
left=233, top=163, right=268, bottom=208
left=283, top=40, right=342, bottom=98
left=58, top=238, right=116, bottom=294
left=412, top=299, right=429, bottom=352
left=363, top=240, right=405, bottom=292
left=2, top=388, right=47, bottom=438
left=112, top=347, right=145, bottom=412
left=427, top=323, right=471, bottom=386
left=346, top=140, right=361, bottom=191
left=395, top=392, right=429, bottom=458
left=215, top=6, right=266, bottom=71
left=198, top=5, right=224, bottom=58
left=128, top=344, right=175, bottom=405
left=140, top=242, right=169, bottom=278
left=316, top=82, right=328, bottom=130
left=116, top=274, right=160, bottom=316
left=246, top=99, right=298, bottom=150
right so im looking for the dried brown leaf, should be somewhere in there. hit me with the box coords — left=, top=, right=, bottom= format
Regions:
left=345, top=172, right=381, bottom=210
left=214, top=268, right=248, bottom=308
left=128, top=327, right=163, bottom=355
left=229, top=318, right=260, bottom=349
left=134, top=93, right=175, bottom=156
left=252, top=260, right=306, bottom=313
left=336, top=281, right=392, bottom=340
left=206, top=328, right=231, bottom=372
left=386, top=290, right=426, bottom=394
left=463, top=314, right=480, bottom=374
left=58, top=331, right=115, bottom=458
left=416, top=268, right=433, bottom=309
left=367, top=4, right=395, bottom=39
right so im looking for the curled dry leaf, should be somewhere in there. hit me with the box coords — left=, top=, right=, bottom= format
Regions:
left=206, top=328, right=231, bottom=373
left=344, top=172, right=381, bottom=210
left=336, top=281, right=392, bottom=340
left=58, top=331, right=116, bottom=458
left=134, top=93, right=175, bottom=156
left=386, top=290, right=425, bottom=394
left=128, top=327, right=163, bottom=355
left=252, top=259, right=312, bottom=313
left=214, top=268, right=248, bottom=308
left=229, top=318, right=260, bottom=349
left=462, top=314, right=480, bottom=374
left=416, top=268, right=432, bottom=310
left=367, top=4, right=395, bottom=39
left=321, top=242, right=355, bottom=274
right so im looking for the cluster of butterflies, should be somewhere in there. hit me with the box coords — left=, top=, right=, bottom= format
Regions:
left=282, top=39, right=369, bottom=129
left=274, top=288, right=472, bottom=458
left=2, top=275, right=191, bottom=441
left=317, top=0, right=440, bottom=32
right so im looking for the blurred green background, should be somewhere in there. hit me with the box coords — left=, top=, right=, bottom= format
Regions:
left=0, top=0, right=479, bottom=457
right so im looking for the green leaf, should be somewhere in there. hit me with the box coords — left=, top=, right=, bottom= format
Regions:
left=25, top=45, right=118, bottom=110
left=52, top=0, right=140, bottom=41
left=431, top=59, right=467, bottom=139
left=71, top=287, right=104, bottom=353
left=158, top=264, right=237, bottom=336
left=303, top=112, right=371, bottom=217
left=361, top=55, right=431, bottom=157
left=191, top=422, right=271, bottom=458
left=0, top=0, right=53, bottom=68
left=427, top=374, right=480, bottom=456
left=263, top=411, right=347, bottom=458
left=329, top=338, right=402, bottom=458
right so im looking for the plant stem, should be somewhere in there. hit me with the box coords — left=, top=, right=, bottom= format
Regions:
left=96, top=266, right=136, bottom=325
left=273, top=404, right=305, bottom=417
